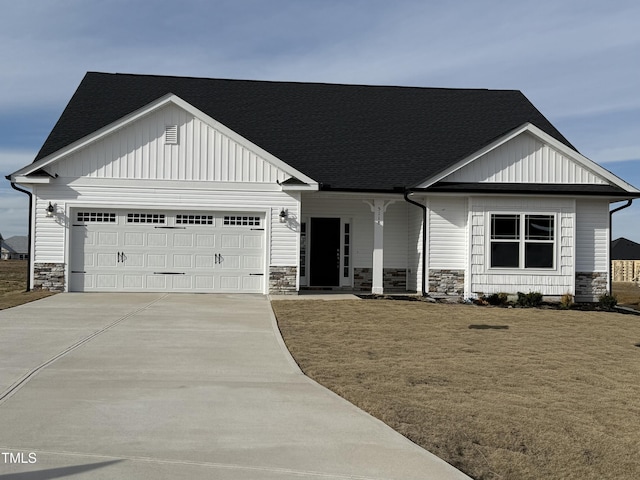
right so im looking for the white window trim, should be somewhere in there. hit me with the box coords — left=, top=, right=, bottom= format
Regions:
left=486, top=211, right=559, bottom=274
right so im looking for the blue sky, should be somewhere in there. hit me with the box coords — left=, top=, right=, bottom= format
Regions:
left=1, top=0, right=639, bottom=240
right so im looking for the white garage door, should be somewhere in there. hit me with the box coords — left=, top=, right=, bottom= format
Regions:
left=69, top=210, right=265, bottom=293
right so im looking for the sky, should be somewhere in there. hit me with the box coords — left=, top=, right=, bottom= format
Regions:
left=1, top=0, right=639, bottom=241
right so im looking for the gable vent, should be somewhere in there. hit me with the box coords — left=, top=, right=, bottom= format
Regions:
left=165, top=125, right=178, bottom=145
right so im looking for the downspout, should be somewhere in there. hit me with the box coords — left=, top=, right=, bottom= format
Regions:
left=404, top=189, right=427, bottom=296
left=7, top=178, right=33, bottom=291
left=609, top=199, right=633, bottom=294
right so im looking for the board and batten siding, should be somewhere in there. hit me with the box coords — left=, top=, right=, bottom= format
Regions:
left=52, top=104, right=289, bottom=184
left=443, top=132, right=606, bottom=184
left=32, top=183, right=299, bottom=268
left=428, top=197, right=467, bottom=270
left=470, top=197, right=574, bottom=296
left=575, top=199, right=609, bottom=272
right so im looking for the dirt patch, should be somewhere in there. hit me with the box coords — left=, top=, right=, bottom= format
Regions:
left=0, top=260, right=54, bottom=310
left=273, top=299, right=640, bottom=480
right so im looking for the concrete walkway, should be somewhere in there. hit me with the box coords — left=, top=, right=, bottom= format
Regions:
left=0, top=294, right=470, bottom=479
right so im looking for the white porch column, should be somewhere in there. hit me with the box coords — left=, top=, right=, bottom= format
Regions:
left=365, top=199, right=396, bottom=295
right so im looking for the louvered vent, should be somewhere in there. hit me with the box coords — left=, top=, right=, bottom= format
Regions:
left=165, top=125, right=178, bottom=144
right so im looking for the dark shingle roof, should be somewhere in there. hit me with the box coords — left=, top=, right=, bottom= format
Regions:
left=611, top=237, right=640, bottom=260
left=0, top=235, right=28, bottom=254
left=35, top=72, right=576, bottom=192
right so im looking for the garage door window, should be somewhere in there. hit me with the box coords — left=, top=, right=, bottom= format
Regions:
left=223, top=215, right=260, bottom=226
left=77, top=212, right=116, bottom=223
left=176, top=214, right=214, bottom=225
left=127, top=213, right=166, bottom=224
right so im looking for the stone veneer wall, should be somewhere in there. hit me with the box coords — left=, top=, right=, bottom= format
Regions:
left=575, top=272, right=607, bottom=301
left=33, top=263, right=65, bottom=292
left=429, top=269, right=464, bottom=295
left=353, top=268, right=372, bottom=291
left=269, top=266, right=297, bottom=294
left=353, top=267, right=408, bottom=292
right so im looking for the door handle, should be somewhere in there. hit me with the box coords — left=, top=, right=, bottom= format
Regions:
left=117, top=252, right=121, bottom=263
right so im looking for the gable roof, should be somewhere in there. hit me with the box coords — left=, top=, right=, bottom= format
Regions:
left=30, top=72, right=577, bottom=192
left=611, top=237, right=640, bottom=260
left=0, top=235, right=28, bottom=254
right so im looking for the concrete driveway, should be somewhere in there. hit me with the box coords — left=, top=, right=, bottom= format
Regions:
left=0, top=293, right=470, bottom=479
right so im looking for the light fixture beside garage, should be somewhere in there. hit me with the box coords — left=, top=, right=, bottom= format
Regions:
left=279, top=208, right=288, bottom=223
left=46, top=202, right=55, bottom=217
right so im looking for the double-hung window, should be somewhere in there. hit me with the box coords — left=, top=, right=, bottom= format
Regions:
left=490, top=214, right=555, bottom=269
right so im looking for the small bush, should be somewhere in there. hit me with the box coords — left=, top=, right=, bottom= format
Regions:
left=560, top=293, right=574, bottom=309
left=485, top=292, right=509, bottom=306
left=598, top=293, right=618, bottom=310
left=516, top=291, right=543, bottom=308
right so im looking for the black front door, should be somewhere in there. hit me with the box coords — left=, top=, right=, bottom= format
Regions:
left=310, top=218, right=340, bottom=286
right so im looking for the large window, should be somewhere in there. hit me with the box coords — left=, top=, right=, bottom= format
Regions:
left=490, top=214, right=555, bottom=269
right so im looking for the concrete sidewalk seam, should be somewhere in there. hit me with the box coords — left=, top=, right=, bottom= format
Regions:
left=0, top=294, right=169, bottom=405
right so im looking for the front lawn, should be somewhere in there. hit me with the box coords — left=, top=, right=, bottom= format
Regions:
left=0, top=260, right=54, bottom=310
left=272, top=299, right=640, bottom=480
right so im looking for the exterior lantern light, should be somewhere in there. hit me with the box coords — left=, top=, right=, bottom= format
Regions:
left=46, top=202, right=55, bottom=217
left=279, top=208, right=287, bottom=223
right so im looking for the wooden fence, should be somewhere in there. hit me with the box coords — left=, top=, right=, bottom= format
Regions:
left=612, top=260, right=640, bottom=282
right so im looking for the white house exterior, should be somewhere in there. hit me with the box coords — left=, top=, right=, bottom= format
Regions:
left=8, top=73, right=639, bottom=300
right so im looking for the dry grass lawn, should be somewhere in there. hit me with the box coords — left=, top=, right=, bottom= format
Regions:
left=0, top=260, right=53, bottom=310
left=272, top=299, right=640, bottom=480
left=613, top=281, right=640, bottom=309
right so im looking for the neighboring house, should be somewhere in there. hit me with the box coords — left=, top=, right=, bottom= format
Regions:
left=611, top=237, right=640, bottom=260
left=7, top=72, right=640, bottom=300
left=611, top=237, right=640, bottom=283
left=0, top=235, right=29, bottom=260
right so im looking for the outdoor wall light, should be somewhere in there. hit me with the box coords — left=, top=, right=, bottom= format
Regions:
left=279, top=208, right=287, bottom=223
left=46, top=202, right=55, bottom=217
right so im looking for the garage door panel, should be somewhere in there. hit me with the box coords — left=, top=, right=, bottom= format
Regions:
left=221, top=234, right=241, bottom=248
left=146, top=275, right=167, bottom=289
left=243, top=235, right=262, bottom=248
left=124, top=232, right=144, bottom=246
left=123, top=275, right=143, bottom=289
left=243, top=276, right=262, bottom=291
left=171, top=275, right=193, bottom=289
left=96, top=274, right=117, bottom=289
left=96, top=253, right=117, bottom=267
left=195, top=255, right=214, bottom=268
left=195, top=275, right=214, bottom=289
left=173, top=254, right=193, bottom=268
left=147, top=233, right=168, bottom=247
left=196, top=234, right=215, bottom=247
left=174, top=233, right=194, bottom=247
left=243, top=255, right=262, bottom=269
left=147, top=255, right=167, bottom=268
left=123, top=253, right=144, bottom=267
left=98, top=232, right=118, bottom=246
left=219, top=276, right=240, bottom=290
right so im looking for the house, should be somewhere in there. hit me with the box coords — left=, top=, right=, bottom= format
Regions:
left=0, top=234, right=29, bottom=260
left=7, top=72, right=640, bottom=301
left=611, top=237, right=640, bottom=283
left=611, top=237, right=640, bottom=260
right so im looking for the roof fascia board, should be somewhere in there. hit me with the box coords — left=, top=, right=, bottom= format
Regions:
left=10, top=94, right=319, bottom=189
left=13, top=175, right=50, bottom=184
left=10, top=94, right=178, bottom=179
left=413, top=124, right=530, bottom=189
left=414, top=123, right=640, bottom=193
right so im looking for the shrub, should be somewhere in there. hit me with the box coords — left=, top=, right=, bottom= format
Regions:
left=560, top=293, right=574, bottom=309
left=485, top=292, right=509, bottom=306
left=516, top=291, right=543, bottom=308
left=598, top=293, right=618, bottom=310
